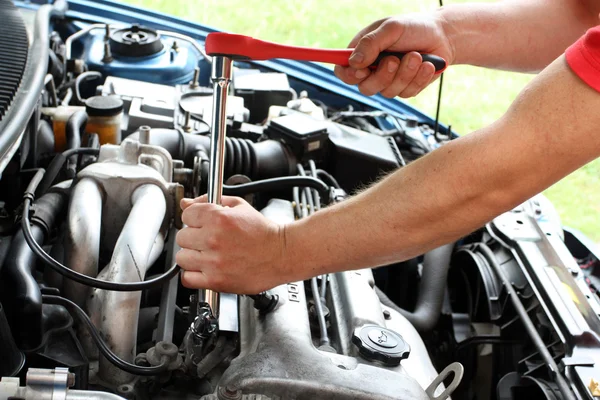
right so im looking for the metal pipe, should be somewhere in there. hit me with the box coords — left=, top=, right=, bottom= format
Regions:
left=65, top=24, right=106, bottom=60
left=92, top=184, right=166, bottom=386
left=157, top=30, right=211, bottom=63
left=200, top=56, right=232, bottom=322
left=64, top=179, right=103, bottom=308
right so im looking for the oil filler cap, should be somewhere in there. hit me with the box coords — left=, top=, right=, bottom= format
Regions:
left=352, top=324, right=410, bottom=366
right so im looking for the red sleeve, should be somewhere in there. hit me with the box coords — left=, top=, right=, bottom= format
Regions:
left=566, top=26, right=600, bottom=92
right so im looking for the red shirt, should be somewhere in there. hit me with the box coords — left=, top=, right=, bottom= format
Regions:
left=567, top=26, right=600, bottom=91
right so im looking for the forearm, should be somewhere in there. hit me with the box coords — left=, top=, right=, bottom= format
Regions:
left=439, top=0, right=598, bottom=71
left=282, top=56, right=600, bottom=282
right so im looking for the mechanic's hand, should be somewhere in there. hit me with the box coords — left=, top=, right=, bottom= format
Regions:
left=334, top=14, right=454, bottom=98
left=176, top=195, right=287, bottom=294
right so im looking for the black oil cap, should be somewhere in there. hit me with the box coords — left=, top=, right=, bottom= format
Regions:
left=109, top=25, right=164, bottom=57
left=352, top=324, right=410, bottom=366
left=85, top=95, right=124, bottom=117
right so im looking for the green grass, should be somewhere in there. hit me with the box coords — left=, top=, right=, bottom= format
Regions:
left=122, top=0, right=600, bottom=241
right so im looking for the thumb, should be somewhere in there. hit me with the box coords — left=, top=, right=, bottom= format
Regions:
left=181, top=194, right=208, bottom=210
left=349, top=21, right=405, bottom=69
left=220, top=196, right=247, bottom=208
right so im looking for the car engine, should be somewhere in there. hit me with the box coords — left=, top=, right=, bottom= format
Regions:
left=1, top=1, right=600, bottom=399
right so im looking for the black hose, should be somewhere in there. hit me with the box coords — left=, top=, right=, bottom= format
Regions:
left=129, top=129, right=295, bottom=179
left=65, top=110, right=87, bottom=151
left=42, top=295, right=169, bottom=376
left=36, top=148, right=100, bottom=196
left=375, top=243, right=455, bottom=332
left=477, top=243, right=576, bottom=400
left=22, top=169, right=181, bottom=292
left=74, top=71, right=102, bottom=104
left=223, top=176, right=330, bottom=200
left=0, top=0, right=67, bottom=163
left=1, top=184, right=67, bottom=350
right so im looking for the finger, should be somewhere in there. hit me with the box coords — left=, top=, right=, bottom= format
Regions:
left=220, top=196, right=247, bottom=208
left=399, top=62, right=436, bottom=98
left=181, top=194, right=208, bottom=211
left=176, top=248, right=205, bottom=271
left=334, top=65, right=371, bottom=85
left=349, top=21, right=405, bottom=69
left=181, top=270, right=210, bottom=289
left=380, top=52, right=422, bottom=98
left=357, top=56, right=400, bottom=96
left=176, top=227, right=216, bottom=252
left=181, top=203, right=221, bottom=228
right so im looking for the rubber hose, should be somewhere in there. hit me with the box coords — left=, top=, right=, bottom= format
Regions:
left=1, top=191, right=67, bottom=350
left=65, top=110, right=87, bottom=151
left=376, top=243, right=455, bottom=332
left=128, top=129, right=295, bottom=179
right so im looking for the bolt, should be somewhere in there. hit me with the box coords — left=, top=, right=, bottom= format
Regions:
left=383, top=310, right=391, bottom=320
left=138, top=125, right=151, bottom=145
left=66, top=372, right=76, bottom=387
left=105, top=24, right=110, bottom=40
left=102, top=42, right=113, bottom=63
left=171, top=40, right=179, bottom=52
left=183, top=111, right=192, bottom=132
left=218, top=386, right=242, bottom=400
left=189, top=67, right=200, bottom=89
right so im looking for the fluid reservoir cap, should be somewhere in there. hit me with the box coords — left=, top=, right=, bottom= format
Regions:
left=109, top=24, right=164, bottom=57
left=85, top=95, right=124, bottom=117
left=405, top=116, right=419, bottom=128
left=352, top=324, right=410, bottom=366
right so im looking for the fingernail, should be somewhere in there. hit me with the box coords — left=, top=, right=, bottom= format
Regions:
left=408, top=56, right=420, bottom=70
left=349, top=51, right=364, bottom=64
left=388, top=60, right=399, bottom=73
left=355, top=69, right=369, bottom=79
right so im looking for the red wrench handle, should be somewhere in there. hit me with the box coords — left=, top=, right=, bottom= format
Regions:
left=205, top=32, right=447, bottom=73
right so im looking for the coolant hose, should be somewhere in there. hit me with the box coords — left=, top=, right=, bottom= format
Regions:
left=1, top=190, right=68, bottom=350
left=376, top=243, right=455, bottom=332
left=65, top=110, right=86, bottom=151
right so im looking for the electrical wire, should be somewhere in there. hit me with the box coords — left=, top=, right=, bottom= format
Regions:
left=308, top=160, right=321, bottom=212
left=316, top=169, right=341, bottom=189
left=22, top=168, right=181, bottom=292
left=297, top=164, right=315, bottom=216
left=42, top=295, right=169, bottom=375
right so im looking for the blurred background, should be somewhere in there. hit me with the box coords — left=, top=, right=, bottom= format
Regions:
left=122, top=0, right=600, bottom=241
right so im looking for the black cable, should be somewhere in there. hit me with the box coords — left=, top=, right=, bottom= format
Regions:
left=433, top=0, right=445, bottom=141
left=223, top=176, right=330, bottom=199
left=22, top=167, right=181, bottom=292
left=316, top=169, right=341, bottom=189
left=42, top=295, right=169, bottom=375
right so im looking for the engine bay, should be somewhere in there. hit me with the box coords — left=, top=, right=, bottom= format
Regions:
left=1, top=1, right=600, bottom=399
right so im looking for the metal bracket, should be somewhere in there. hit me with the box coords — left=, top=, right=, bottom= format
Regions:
left=425, top=362, right=464, bottom=400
